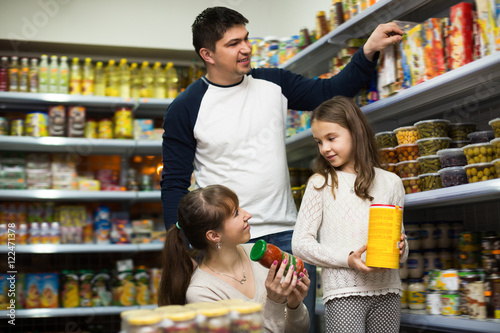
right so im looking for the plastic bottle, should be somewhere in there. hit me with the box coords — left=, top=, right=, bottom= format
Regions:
left=315, top=11, right=330, bottom=40
left=0, top=56, right=8, bottom=91
left=82, top=58, right=94, bottom=96
left=8, top=56, right=19, bottom=92
left=29, top=58, right=39, bottom=93
left=152, top=61, right=166, bottom=99
left=94, top=61, right=105, bottom=96
left=48, top=55, right=59, bottom=93
left=105, top=60, right=119, bottom=97
left=330, top=0, right=344, bottom=31
left=129, top=62, right=141, bottom=98
left=38, top=54, right=49, bottom=93
left=164, top=62, right=178, bottom=99
left=59, top=56, right=70, bottom=94
left=118, top=58, right=130, bottom=98
left=68, top=57, right=81, bottom=95
left=18, top=57, right=29, bottom=93
left=139, top=61, right=153, bottom=98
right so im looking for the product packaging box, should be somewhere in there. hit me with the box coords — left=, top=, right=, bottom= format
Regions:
left=67, top=106, right=86, bottom=137
left=25, top=273, right=59, bottom=309
left=475, top=0, right=499, bottom=55
left=423, top=18, right=447, bottom=80
left=404, top=24, right=426, bottom=85
left=449, top=2, right=474, bottom=70
left=48, top=105, right=65, bottom=136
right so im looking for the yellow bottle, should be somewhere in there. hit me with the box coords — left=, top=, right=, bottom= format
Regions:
left=94, top=61, right=105, bottom=96
left=129, top=62, right=141, bottom=99
left=38, top=54, right=49, bottom=93
left=68, top=57, right=80, bottom=95
left=165, top=62, right=178, bottom=99
left=118, top=58, right=130, bottom=98
left=48, top=55, right=59, bottom=93
left=140, top=61, right=153, bottom=98
left=82, top=58, right=94, bottom=96
left=18, top=57, right=29, bottom=93
left=105, top=59, right=119, bottom=97
left=153, top=62, right=166, bottom=99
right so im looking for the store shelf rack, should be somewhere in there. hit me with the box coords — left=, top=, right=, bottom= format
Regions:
left=280, top=0, right=461, bottom=77
left=0, top=91, right=172, bottom=117
left=0, top=243, right=163, bottom=254
left=0, top=190, right=161, bottom=201
left=0, top=304, right=156, bottom=319
left=0, top=136, right=161, bottom=155
left=285, top=53, right=500, bottom=164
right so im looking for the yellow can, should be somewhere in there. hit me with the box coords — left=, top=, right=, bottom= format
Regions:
left=114, top=107, right=133, bottom=139
left=84, top=120, right=97, bottom=138
left=98, top=118, right=113, bottom=139
left=25, top=112, right=48, bottom=137
left=366, top=204, right=403, bottom=269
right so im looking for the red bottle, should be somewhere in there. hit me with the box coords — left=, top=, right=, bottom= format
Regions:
left=0, top=57, right=8, bottom=91
left=250, top=239, right=304, bottom=274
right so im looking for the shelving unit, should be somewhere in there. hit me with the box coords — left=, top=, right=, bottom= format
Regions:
left=0, top=243, right=163, bottom=254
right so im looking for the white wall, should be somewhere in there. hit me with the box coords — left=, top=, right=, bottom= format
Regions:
left=0, top=0, right=330, bottom=51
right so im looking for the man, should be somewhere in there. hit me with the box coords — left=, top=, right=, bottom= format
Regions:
left=161, top=6, right=403, bottom=331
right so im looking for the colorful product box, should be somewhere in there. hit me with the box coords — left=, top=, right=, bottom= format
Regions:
left=475, top=0, right=499, bottom=55
left=424, top=18, right=446, bottom=80
left=404, top=24, right=426, bottom=85
left=449, top=2, right=474, bottom=70
left=134, top=119, right=154, bottom=140
left=25, top=273, right=59, bottom=309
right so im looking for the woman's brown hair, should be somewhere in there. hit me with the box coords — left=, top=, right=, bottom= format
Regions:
left=158, top=185, right=239, bottom=306
left=310, top=96, right=380, bottom=201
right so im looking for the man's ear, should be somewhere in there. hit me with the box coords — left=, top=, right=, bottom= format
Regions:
left=200, top=48, right=215, bottom=65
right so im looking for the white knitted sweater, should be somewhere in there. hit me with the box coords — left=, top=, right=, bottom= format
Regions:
left=292, top=168, right=408, bottom=304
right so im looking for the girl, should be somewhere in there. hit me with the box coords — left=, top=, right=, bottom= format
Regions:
left=292, top=96, right=408, bottom=333
left=159, top=184, right=310, bottom=333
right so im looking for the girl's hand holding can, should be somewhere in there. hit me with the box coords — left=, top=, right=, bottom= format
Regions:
left=399, top=232, right=407, bottom=257
left=348, top=245, right=389, bottom=273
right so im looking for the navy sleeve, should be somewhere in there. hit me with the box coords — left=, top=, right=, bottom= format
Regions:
left=160, top=81, right=205, bottom=230
left=253, top=45, right=379, bottom=111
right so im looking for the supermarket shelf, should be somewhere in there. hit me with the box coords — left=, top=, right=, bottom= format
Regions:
left=0, top=190, right=137, bottom=201
left=284, top=54, right=500, bottom=164
left=136, top=191, right=161, bottom=201
left=0, top=91, right=172, bottom=116
left=0, top=243, right=163, bottom=254
left=280, top=0, right=459, bottom=77
left=0, top=305, right=157, bottom=319
left=404, top=179, right=500, bottom=209
left=0, top=136, right=161, bottom=155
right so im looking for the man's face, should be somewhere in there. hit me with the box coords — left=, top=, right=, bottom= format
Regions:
left=207, top=24, right=252, bottom=85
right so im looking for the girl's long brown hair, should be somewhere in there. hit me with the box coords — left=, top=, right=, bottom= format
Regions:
left=158, top=185, right=239, bottom=306
left=310, top=96, right=380, bottom=201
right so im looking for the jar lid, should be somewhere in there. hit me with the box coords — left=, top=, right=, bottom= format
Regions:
left=157, top=307, right=197, bottom=321
left=226, top=301, right=263, bottom=314
left=126, top=310, right=163, bottom=325
left=188, top=302, right=229, bottom=317
left=488, top=118, right=500, bottom=125
left=414, top=119, right=450, bottom=126
left=250, top=239, right=267, bottom=261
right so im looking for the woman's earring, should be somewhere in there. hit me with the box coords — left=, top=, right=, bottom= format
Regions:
left=216, top=241, right=222, bottom=250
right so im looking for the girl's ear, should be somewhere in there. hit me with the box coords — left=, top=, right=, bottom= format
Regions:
left=199, top=48, right=215, bottom=65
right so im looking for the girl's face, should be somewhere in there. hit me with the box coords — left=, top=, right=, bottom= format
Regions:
left=221, top=205, right=252, bottom=245
left=312, top=120, right=356, bottom=173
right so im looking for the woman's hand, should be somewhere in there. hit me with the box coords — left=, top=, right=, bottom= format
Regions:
left=287, top=268, right=310, bottom=310
left=399, top=232, right=407, bottom=257
left=265, top=258, right=297, bottom=304
left=347, top=245, right=388, bottom=273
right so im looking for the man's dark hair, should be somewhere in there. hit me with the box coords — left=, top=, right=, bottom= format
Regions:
left=192, top=7, right=249, bottom=61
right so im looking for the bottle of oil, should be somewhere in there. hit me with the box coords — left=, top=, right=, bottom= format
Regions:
left=29, top=58, right=39, bottom=93
left=38, top=54, right=49, bottom=93
left=118, top=58, right=130, bottom=98
left=152, top=62, right=166, bottom=99
left=68, top=57, right=81, bottom=95
left=330, top=0, right=344, bottom=31
left=48, top=55, right=59, bottom=93
left=59, top=56, right=70, bottom=94
left=140, top=61, right=153, bottom=98
left=315, top=11, right=330, bottom=40
left=165, top=62, right=178, bottom=99
left=0, top=57, right=8, bottom=91
left=94, top=61, right=105, bottom=96
left=8, top=56, right=19, bottom=92
left=105, top=60, right=119, bottom=97
left=129, top=62, right=141, bottom=99
left=18, top=57, right=29, bottom=93
left=82, top=58, right=94, bottom=96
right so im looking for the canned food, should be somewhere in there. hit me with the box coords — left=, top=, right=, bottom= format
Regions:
left=0, top=117, right=8, bottom=135
left=10, top=119, right=24, bottom=136
left=98, top=118, right=113, bottom=139
left=441, top=291, right=460, bottom=315
left=428, top=269, right=459, bottom=291
left=426, top=290, right=442, bottom=315
left=84, top=120, right=98, bottom=138
left=25, top=111, right=48, bottom=137
left=114, top=107, right=133, bottom=139
left=458, top=274, right=480, bottom=315
left=465, top=281, right=487, bottom=319
left=484, top=274, right=500, bottom=319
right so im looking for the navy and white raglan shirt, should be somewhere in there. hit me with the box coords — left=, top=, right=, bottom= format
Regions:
left=161, top=46, right=378, bottom=237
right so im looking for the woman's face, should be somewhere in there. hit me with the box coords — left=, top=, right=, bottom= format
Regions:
left=221, top=205, right=252, bottom=245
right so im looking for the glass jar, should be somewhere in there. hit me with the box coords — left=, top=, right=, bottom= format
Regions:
left=438, top=249, right=454, bottom=270
left=401, top=279, right=409, bottom=309
left=408, top=250, right=424, bottom=279
left=125, top=310, right=162, bottom=333
left=420, top=223, right=437, bottom=249
left=191, top=303, right=231, bottom=333
left=250, top=239, right=304, bottom=274
left=405, top=222, right=421, bottom=250
left=226, top=300, right=263, bottom=332
left=156, top=306, right=198, bottom=333
left=408, top=278, right=426, bottom=310
left=423, top=249, right=440, bottom=272
left=436, top=222, right=452, bottom=248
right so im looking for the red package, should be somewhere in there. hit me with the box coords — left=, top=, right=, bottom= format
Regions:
left=449, top=2, right=474, bottom=70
